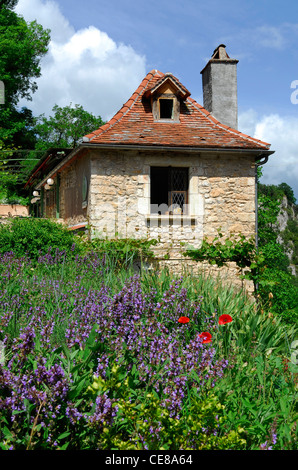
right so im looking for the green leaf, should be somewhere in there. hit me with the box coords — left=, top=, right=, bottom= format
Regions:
left=85, top=324, right=100, bottom=349
left=57, top=431, right=71, bottom=440
left=2, top=426, right=13, bottom=439
left=58, top=442, right=70, bottom=450
left=279, top=397, right=290, bottom=415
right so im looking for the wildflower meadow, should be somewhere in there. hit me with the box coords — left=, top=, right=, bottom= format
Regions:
left=0, top=221, right=297, bottom=450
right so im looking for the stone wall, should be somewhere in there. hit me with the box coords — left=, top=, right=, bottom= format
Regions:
left=150, top=257, right=254, bottom=294
left=87, top=147, right=256, bottom=291
left=0, top=204, right=29, bottom=218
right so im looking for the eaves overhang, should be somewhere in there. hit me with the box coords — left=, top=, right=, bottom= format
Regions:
left=33, top=145, right=85, bottom=190
left=81, top=142, right=274, bottom=155
left=25, top=147, right=73, bottom=189
left=33, top=143, right=274, bottom=190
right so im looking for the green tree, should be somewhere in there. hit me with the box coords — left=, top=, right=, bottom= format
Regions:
left=0, top=2, right=50, bottom=109
left=0, top=139, right=18, bottom=202
left=278, top=182, right=296, bottom=205
left=0, top=0, right=50, bottom=201
left=257, top=192, right=281, bottom=244
left=34, top=103, right=105, bottom=151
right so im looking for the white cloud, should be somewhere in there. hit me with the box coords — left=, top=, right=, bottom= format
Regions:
left=223, top=22, right=298, bottom=55
left=15, top=0, right=146, bottom=120
left=255, top=25, right=286, bottom=50
left=15, top=0, right=74, bottom=43
left=239, top=110, right=298, bottom=200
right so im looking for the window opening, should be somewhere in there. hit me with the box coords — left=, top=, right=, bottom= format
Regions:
left=150, top=167, right=188, bottom=214
left=159, top=99, right=174, bottom=119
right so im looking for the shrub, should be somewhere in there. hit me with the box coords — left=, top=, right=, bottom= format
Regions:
left=0, top=217, right=79, bottom=261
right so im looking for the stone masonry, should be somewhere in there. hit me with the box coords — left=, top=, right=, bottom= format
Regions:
left=82, top=147, right=256, bottom=292
left=88, top=148, right=255, bottom=256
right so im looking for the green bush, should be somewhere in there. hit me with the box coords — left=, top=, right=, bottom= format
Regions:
left=281, top=309, right=298, bottom=325
left=258, top=268, right=298, bottom=316
left=105, top=391, right=246, bottom=450
left=0, top=217, right=79, bottom=260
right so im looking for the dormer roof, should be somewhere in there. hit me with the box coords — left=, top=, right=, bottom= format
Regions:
left=83, top=69, right=271, bottom=151
left=143, top=72, right=191, bottom=100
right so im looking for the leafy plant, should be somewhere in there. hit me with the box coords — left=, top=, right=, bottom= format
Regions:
left=214, top=351, right=298, bottom=450
left=106, top=389, right=246, bottom=450
left=257, top=182, right=298, bottom=319
left=0, top=217, right=80, bottom=261
left=183, top=230, right=265, bottom=294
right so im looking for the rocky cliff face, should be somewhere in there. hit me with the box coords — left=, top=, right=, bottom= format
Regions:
left=275, top=195, right=298, bottom=276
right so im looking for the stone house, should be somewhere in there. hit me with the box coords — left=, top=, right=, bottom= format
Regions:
left=26, top=45, right=274, bottom=283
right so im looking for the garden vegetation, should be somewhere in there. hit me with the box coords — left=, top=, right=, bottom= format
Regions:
left=0, top=218, right=297, bottom=450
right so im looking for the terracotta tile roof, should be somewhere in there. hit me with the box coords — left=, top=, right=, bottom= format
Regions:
left=84, top=70, right=271, bottom=150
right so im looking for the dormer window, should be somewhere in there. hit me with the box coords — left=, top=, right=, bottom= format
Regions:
left=159, top=98, right=174, bottom=119
left=144, top=73, right=191, bottom=123
left=152, top=94, right=179, bottom=121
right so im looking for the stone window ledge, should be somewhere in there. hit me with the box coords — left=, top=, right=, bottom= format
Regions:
left=146, top=215, right=197, bottom=227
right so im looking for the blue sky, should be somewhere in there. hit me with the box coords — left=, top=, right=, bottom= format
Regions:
left=15, top=0, right=298, bottom=200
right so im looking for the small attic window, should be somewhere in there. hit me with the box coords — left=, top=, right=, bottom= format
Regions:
left=147, top=74, right=190, bottom=123
left=159, top=98, right=173, bottom=119
left=152, top=94, right=179, bottom=122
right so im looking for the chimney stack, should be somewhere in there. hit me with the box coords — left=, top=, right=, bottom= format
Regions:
left=200, top=45, right=239, bottom=129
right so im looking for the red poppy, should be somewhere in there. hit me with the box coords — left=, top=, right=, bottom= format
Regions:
left=199, top=332, right=212, bottom=344
left=178, top=316, right=190, bottom=324
left=218, top=314, right=233, bottom=325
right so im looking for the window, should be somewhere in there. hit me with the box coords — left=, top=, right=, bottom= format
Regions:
left=150, top=167, right=188, bottom=215
left=151, top=94, right=180, bottom=121
left=159, top=98, right=174, bottom=119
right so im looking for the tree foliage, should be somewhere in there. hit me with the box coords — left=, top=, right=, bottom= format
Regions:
left=34, top=103, right=105, bottom=151
left=0, top=1, right=18, bottom=11
left=0, top=0, right=50, bottom=201
left=0, top=2, right=50, bottom=108
left=0, top=139, right=19, bottom=202
left=257, top=182, right=298, bottom=319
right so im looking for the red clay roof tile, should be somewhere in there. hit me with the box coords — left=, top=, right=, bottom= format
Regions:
left=84, top=70, right=271, bottom=150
